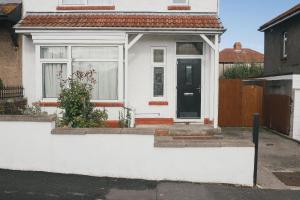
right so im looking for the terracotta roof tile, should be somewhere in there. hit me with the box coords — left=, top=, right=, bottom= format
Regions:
left=259, top=3, right=300, bottom=31
left=220, top=43, right=264, bottom=63
left=17, top=13, right=223, bottom=29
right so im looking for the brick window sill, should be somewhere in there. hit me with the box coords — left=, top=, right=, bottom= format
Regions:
left=56, top=5, right=115, bottom=10
left=148, top=101, right=169, bottom=106
left=167, top=5, right=191, bottom=10
left=39, top=102, right=124, bottom=107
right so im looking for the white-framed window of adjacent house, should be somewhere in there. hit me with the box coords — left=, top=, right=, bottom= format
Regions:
left=283, top=32, right=288, bottom=59
left=61, top=0, right=114, bottom=6
left=151, top=47, right=167, bottom=99
left=172, top=0, right=189, bottom=5
left=39, top=45, right=122, bottom=101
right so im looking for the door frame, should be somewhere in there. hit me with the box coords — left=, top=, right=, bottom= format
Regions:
left=174, top=56, right=204, bottom=122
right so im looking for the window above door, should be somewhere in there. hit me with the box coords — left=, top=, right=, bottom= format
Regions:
left=172, top=0, right=189, bottom=5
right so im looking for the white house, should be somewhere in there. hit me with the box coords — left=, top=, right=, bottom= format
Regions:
left=15, top=0, right=225, bottom=128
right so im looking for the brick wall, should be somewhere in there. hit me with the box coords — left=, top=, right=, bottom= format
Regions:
left=0, top=27, right=22, bottom=86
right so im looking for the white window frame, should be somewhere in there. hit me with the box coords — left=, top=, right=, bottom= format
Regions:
left=60, top=0, right=114, bottom=6
left=151, top=47, right=167, bottom=100
left=171, top=0, right=189, bottom=5
left=283, top=32, right=288, bottom=58
left=37, top=44, right=123, bottom=103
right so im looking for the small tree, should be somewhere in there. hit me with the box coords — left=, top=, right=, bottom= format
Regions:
left=58, top=70, right=107, bottom=128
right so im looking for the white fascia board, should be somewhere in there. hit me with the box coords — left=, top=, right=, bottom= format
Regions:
left=256, top=74, right=300, bottom=89
left=257, top=75, right=293, bottom=81
left=15, top=27, right=225, bottom=34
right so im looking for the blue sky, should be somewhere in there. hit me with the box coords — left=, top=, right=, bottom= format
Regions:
left=220, top=0, right=300, bottom=53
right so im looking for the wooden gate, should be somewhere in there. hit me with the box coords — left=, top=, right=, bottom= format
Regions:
left=264, top=94, right=291, bottom=135
left=219, top=79, right=263, bottom=127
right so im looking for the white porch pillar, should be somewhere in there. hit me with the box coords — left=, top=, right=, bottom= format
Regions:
left=124, top=33, right=129, bottom=108
left=213, top=34, right=220, bottom=128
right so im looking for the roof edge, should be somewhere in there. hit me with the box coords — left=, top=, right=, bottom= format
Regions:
left=259, top=3, right=300, bottom=31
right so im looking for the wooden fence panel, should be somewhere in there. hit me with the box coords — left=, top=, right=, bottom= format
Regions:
left=219, top=79, right=264, bottom=127
left=219, top=79, right=243, bottom=127
left=241, top=85, right=263, bottom=127
left=264, top=94, right=291, bottom=135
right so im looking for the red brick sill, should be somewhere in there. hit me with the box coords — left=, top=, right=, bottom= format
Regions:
left=148, top=101, right=169, bottom=106
left=167, top=5, right=191, bottom=10
left=135, top=118, right=174, bottom=125
left=38, top=102, right=124, bottom=108
left=56, top=5, right=115, bottom=10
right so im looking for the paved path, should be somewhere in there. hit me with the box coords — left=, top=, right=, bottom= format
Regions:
left=1, top=169, right=300, bottom=200
left=222, top=128, right=300, bottom=190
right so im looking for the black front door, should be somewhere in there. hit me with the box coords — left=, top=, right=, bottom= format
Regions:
left=177, top=59, right=201, bottom=118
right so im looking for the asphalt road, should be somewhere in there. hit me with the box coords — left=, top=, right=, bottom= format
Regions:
left=1, top=169, right=300, bottom=200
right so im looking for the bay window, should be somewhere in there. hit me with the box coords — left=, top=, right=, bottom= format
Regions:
left=152, top=48, right=166, bottom=98
left=39, top=45, right=121, bottom=101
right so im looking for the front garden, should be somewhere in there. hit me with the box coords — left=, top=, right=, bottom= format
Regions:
left=0, top=70, right=131, bottom=128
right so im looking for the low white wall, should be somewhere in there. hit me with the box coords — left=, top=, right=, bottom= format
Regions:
left=0, top=121, right=254, bottom=186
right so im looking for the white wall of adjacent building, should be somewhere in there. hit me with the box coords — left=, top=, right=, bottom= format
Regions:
left=0, top=120, right=254, bottom=186
left=22, top=0, right=218, bottom=13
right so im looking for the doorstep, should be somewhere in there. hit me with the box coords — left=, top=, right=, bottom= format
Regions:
left=154, top=127, right=253, bottom=148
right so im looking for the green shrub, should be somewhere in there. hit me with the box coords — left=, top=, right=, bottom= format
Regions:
left=119, top=107, right=132, bottom=128
left=22, top=102, right=48, bottom=116
left=58, top=70, right=108, bottom=128
left=0, top=98, right=27, bottom=115
left=223, top=63, right=263, bottom=79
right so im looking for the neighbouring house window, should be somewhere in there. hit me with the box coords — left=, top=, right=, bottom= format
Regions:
left=62, top=0, right=113, bottom=5
left=283, top=32, right=288, bottom=58
left=152, top=48, right=166, bottom=97
left=40, top=46, right=120, bottom=100
left=176, top=42, right=203, bottom=55
left=172, top=0, right=188, bottom=4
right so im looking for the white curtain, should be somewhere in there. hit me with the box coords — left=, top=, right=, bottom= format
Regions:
left=73, top=61, right=118, bottom=100
left=72, top=46, right=118, bottom=60
left=88, top=0, right=113, bottom=5
left=40, top=47, right=67, bottom=59
left=43, top=63, right=67, bottom=98
left=62, top=0, right=85, bottom=5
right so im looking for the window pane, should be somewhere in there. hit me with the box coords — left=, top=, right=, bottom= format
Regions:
left=153, top=67, right=164, bottom=97
left=88, top=0, right=113, bottom=5
left=72, top=46, right=119, bottom=60
left=283, top=32, right=288, bottom=58
left=176, top=42, right=203, bottom=55
left=185, top=65, right=192, bottom=85
left=73, top=61, right=118, bottom=100
left=43, top=63, right=67, bottom=98
left=173, top=0, right=187, bottom=4
left=41, top=47, right=68, bottom=59
left=153, top=49, right=164, bottom=63
left=62, top=0, right=85, bottom=5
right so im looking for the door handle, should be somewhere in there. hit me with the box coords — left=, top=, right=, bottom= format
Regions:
left=184, top=93, right=194, bottom=96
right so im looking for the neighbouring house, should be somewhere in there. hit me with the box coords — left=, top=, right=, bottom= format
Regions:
left=0, top=0, right=22, bottom=86
left=14, top=0, right=225, bottom=128
left=259, top=3, right=300, bottom=141
left=219, top=42, right=264, bottom=77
